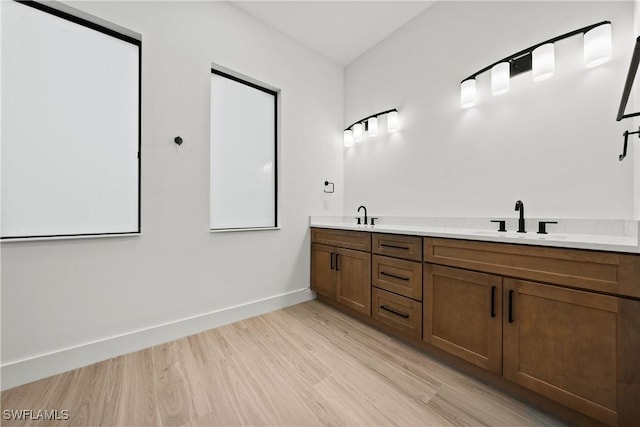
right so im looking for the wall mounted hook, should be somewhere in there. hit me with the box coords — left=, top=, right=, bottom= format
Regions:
left=174, top=136, right=183, bottom=146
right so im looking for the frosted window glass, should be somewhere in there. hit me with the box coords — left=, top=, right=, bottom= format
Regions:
left=1, top=1, right=141, bottom=239
left=210, top=71, right=277, bottom=230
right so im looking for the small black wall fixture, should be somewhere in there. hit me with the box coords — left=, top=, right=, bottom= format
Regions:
left=619, top=128, right=640, bottom=161
left=343, top=108, right=399, bottom=147
left=174, top=136, right=183, bottom=146
left=323, top=181, right=335, bottom=193
left=461, top=21, right=612, bottom=108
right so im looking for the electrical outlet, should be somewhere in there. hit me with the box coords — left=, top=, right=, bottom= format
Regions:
left=322, top=199, right=329, bottom=211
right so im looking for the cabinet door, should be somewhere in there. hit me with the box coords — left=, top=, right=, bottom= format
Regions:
left=336, top=247, right=371, bottom=316
left=311, top=243, right=336, bottom=299
left=423, top=264, right=502, bottom=374
left=503, top=279, right=619, bottom=426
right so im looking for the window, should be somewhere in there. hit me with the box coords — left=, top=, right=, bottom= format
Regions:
left=210, top=68, right=278, bottom=230
left=1, top=1, right=141, bottom=239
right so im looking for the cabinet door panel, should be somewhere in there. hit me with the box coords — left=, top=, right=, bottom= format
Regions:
left=424, top=264, right=502, bottom=374
left=336, top=248, right=371, bottom=316
left=503, top=279, right=618, bottom=426
left=311, top=243, right=336, bottom=299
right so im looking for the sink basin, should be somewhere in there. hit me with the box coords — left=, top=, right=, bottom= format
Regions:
left=471, top=230, right=566, bottom=240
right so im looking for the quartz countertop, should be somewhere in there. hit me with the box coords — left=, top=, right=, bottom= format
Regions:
left=309, top=216, right=640, bottom=254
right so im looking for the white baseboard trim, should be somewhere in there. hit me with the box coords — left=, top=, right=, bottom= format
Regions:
left=1, top=288, right=315, bottom=391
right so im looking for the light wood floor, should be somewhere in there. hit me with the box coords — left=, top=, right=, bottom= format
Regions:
left=1, top=300, right=566, bottom=426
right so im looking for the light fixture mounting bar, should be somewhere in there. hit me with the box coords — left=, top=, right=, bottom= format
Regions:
left=461, top=20, right=611, bottom=83
left=345, top=108, right=398, bottom=131
left=617, top=35, right=640, bottom=121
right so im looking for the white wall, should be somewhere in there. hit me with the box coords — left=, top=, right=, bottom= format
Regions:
left=344, top=1, right=636, bottom=220
left=0, top=1, right=344, bottom=389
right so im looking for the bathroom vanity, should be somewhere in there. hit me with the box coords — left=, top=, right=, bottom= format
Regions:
left=310, top=218, right=640, bottom=427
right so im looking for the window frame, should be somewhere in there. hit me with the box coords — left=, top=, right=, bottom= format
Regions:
left=209, top=67, right=279, bottom=232
left=1, top=0, right=142, bottom=241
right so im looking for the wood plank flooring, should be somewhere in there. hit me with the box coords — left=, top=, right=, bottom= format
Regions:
left=1, top=300, right=566, bottom=426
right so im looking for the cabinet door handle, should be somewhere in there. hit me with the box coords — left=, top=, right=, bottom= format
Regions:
left=380, top=271, right=409, bottom=281
left=380, top=305, right=410, bottom=319
left=508, top=289, right=514, bottom=323
left=380, top=243, right=410, bottom=250
left=490, top=286, right=496, bottom=318
left=335, top=254, right=340, bottom=272
left=330, top=252, right=335, bottom=270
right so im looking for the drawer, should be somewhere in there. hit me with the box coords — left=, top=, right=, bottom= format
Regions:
left=372, top=255, right=422, bottom=301
left=372, top=288, right=422, bottom=340
left=424, top=237, right=640, bottom=298
left=372, top=233, right=422, bottom=261
left=311, top=228, right=371, bottom=252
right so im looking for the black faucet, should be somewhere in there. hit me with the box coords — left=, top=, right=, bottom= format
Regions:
left=357, top=205, right=368, bottom=225
left=514, top=200, right=526, bottom=233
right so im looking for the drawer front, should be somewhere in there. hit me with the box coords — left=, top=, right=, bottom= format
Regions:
left=372, top=233, right=422, bottom=261
left=424, top=237, right=640, bottom=298
left=311, top=228, right=371, bottom=252
left=372, top=288, right=422, bottom=340
left=372, top=255, right=422, bottom=301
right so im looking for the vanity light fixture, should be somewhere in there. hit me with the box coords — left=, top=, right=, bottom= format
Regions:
left=461, top=21, right=612, bottom=108
left=343, top=109, right=399, bottom=147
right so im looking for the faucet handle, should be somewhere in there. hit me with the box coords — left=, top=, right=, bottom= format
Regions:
left=537, top=221, right=558, bottom=234
left=490, top=220, right=507, bottom=232
left=356, top=217, right=362, bottom=225
left=370, top=217, right=379, bottom=226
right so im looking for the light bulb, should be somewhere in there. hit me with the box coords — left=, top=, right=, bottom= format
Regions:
left=532, top=43, right=555, bottom=82
left=353, top=123, right=363, bottom=142
left=387, top=111, right=399, bottom=132
left=461, top=79, right=477, bottom=108
left=343, top=129, right=353, bottom=147
left=491, top=62, right=510, bottom=96
left=584, top=23, right=612, bottom=68
left=367, top=117, right=378, bottom=137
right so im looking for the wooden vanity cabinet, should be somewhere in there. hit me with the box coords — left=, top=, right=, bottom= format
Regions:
left=371, top=233, right=423, bottom=339
left=311, top=229, right=371, bottom=316
left=423, top=237, right=640, bottom=426
left=503, top=278, right=620, bottom=426
left=423, top=264, right=503, bottom=375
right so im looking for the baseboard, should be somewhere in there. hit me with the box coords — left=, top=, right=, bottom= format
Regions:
left=1, top=288, right=315, bottom=391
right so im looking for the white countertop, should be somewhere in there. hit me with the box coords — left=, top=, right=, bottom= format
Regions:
left=309, top=216, right=640, bottom=254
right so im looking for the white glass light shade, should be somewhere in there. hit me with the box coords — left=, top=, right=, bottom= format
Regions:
left=353, top=123, right=363, bottom=142
left=532, top=43, right=555, bottom=82
left=387, top=111, right=399, bottom=132
left=584, top=23, right=612, bottom=68
left=343, top=129, right=354, bottom=147
left=460, top=79, right=477, bottom=108
left=368, top=117, right=378, bottom=137
left=491, top=62, right=510, bottom=96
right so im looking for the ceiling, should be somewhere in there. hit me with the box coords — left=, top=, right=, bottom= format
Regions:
left=229, top=1, right=435, bottom=66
